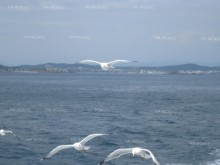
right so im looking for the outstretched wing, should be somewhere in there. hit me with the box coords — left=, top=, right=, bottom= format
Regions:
left=42, top=144, right=74, bottom=160
left=3, top=130, right=13, bottom=134
left=79, top=134, right=107, bottom=146
left=13, top=133, right=23, bottom=143
left=142, top=149, right=160, bottom=165
left=3, top=130, right=24, bottom=145
left=107, top=60, right=130, bottom=67
left=4, top=130, right=22, bottom=142
left=139, top=150, right=151, bottom=160
left=104, top=148, right=133, bottom=162
left=80, top=60, right=102, bottom=65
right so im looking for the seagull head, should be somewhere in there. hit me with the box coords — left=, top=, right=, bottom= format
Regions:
left=132, top=149, right=136, bottom=157
left=132, top=152, right=135, bottom=157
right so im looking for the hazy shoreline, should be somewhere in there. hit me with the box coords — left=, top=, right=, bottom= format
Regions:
left=1, top=63, right=220, bottom=75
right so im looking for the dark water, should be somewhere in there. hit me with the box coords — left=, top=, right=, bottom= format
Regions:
left=0, top=72, right=220, bottom=165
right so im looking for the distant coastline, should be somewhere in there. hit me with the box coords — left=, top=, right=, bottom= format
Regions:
left=0, top=63, right=219, bottom=75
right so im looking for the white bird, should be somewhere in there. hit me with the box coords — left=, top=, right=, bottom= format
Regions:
left=80, top=60, right=134, bottom=71
left=98, top=147, right=160, bottom=165
left=0, top=129, right=23, bottom=143
left=41, top=133, right=107, bottom=160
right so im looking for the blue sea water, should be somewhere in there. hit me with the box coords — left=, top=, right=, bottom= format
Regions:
left=0, top=72, right=220, bottom=165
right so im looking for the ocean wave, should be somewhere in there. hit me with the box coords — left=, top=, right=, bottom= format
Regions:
left=206, top=149, right=220, bottom=165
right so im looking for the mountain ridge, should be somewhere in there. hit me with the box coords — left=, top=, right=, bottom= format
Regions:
left=0, top=63, right=219, bottom=73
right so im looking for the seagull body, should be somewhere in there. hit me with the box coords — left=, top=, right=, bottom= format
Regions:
left=0, top=129, right=13, bottom=136
left=99, top=147, right=160, bottom=165
left=0, top=129, right=23, bottom=142
left=42, top=133, right=106, bottom=160
left=80, top=60, right=132, bottom=71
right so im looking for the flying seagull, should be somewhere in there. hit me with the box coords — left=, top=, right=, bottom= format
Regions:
left=80, top=60, right=136, bottom=71
left=41, top=133, right=107, bottom=160
left=98, top=147, right=160, bottom=165
left=0, top=129, right=23, bottom=143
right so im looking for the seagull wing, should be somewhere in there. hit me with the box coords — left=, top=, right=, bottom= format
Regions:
left=42, top=144, right=74, bottom=160
left=3, top=130, right=23, bottom=142
left=79, top=134, right=107, bottom=146
left=3, top=130, right=13, bottom=134
left=139, top=150, right=151, bottom=160
left=80, top=60, right=102, bottom=65
left=142, top=149, right=160, bottom=165
left=13, top=133, right=23, bottom=143
left=104, top=148, right=133, bottom=162
left=107, top=60, right=130, bottom=67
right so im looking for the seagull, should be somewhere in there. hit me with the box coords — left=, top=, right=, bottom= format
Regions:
left=98, top=147, right=160, bottom=165
left=0, top=129, right=23, bottom=143
left=41, top=133, right=107, bottom=160
left=80, top=60, right=135, bottom=71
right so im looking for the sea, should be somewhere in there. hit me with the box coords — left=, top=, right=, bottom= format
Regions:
left=0, top=72, right=220, bottom=165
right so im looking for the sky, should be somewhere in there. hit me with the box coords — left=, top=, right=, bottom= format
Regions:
left=0, top=0, right=220, bottom=66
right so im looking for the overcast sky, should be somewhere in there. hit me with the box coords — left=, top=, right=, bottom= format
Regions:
left=0, top=0, right=220, bottom=66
